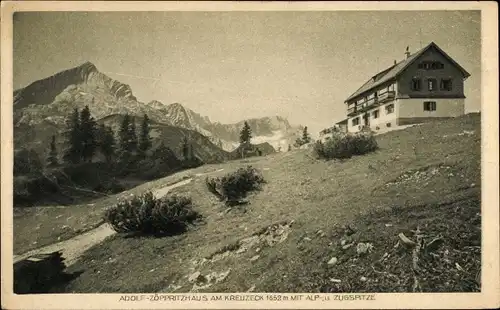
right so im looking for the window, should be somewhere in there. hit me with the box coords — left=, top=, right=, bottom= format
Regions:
left=440, top=79, right=453, bottom=91
left=372, top=109, right=380, bottom=119
left=423, top=101, right=437, bottom=111
left=386, top=123, right=392, bottom=128
left=385, top=104, right=394, bottom=114
left=352, top=117, right=360, bottom=126
left=427, top=78, right=437, bottom=91
left=418, top=61, right=444, bottom=70
left=411, top=78, right=422, bottom=91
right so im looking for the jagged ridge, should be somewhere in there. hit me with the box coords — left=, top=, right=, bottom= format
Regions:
left=14, top=62, right=136, bottom=110
left=14, top=61, right=303, bottom=153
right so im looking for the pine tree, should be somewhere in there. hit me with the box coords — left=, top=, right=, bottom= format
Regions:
left=239, top=121, right=252, bottom=145
left=153, top=142, right=179, bottom=166
left=98, top=124, right=116, bottom=163
left=129, top=119, right=138, bottom=155
left=138, top=114, right=152, bottom=159
left=63, top=108, right=82, bottom=164
left=118, top=114, right=131, bottom=164
left=47, top=135, right=58, bottom=167
left=301, top=126, right=311, bottom=144
left=80, top=105, right=98, bottom=162
left=288, top=144, right=292, bottom=151
left=180, top=136, right=191, bottom=161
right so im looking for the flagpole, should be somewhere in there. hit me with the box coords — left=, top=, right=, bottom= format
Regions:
left=419, top=27, right=423, bottom=48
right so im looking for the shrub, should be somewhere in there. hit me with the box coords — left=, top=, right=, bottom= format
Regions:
left=312, top=140, right=326, bottom=159
left=205, top=166, right=265, bottom=204
left=103, top=191, right=201, bottom=236
left=313, top=131, right=378, bottom=160
left=14, top=148, right=42, bottom=175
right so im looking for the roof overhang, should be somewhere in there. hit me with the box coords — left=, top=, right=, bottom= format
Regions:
left=343, top=42, right=471, bottom=104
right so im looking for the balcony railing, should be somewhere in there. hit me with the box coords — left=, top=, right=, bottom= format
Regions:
left=348, top=98, right=378, bottom=115
left=347, top=91, right=395, bottom=116
left=378, top=90, right=395, bottom=102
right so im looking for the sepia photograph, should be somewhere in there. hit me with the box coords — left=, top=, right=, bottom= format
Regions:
left=1, top=1, right=498, bottom=309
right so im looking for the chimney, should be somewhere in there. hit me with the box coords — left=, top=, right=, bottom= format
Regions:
left=405, top=46, right=411, bottom=59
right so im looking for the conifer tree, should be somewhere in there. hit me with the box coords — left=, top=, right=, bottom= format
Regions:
left=301, top=126, right=311, bottom=144
left=98, top=124, right=116, bottom=163
left=153, top=142, right=179, bottom=166
left=80, top=105, right=98, bottom=162
left=118, top=114, right=131, bottom=164
left=63, top=108, right=82, bottom=164
left=47, top=135, right=58, bottom=167
left=138, top=114, right=152, bottom=159
left=129, top=119, right=138, bottom=155
left=239, top=121, right=252, bottom=145
left=180, top=136, right=191, bottom=161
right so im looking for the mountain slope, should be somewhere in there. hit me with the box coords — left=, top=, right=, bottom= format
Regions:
left=98, top=114, right=229, bottom=163
left=14, top=62, right=135, bottom=110
left=13, top=61, right=302, bottom=155
left=17, top=114, right=480, bottom=293
left=155, top=103, right=303, bottom=151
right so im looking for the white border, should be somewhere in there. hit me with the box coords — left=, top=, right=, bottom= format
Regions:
left=1, top=2, right=498, bottom=309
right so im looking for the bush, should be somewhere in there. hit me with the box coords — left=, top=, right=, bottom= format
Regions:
left=93, top=178, right=125, bottom=194
left=205, top=166, right=265, bottom=204
left=312, top=140, right=326, bottom=159
left=14, top=148, right=42, bottom=175
left=103, top=192, right=201, bottom=236
left=313, top=131, right=378, bottom=160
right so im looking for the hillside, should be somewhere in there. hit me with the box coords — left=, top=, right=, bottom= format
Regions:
left=98, top=114, right=229, bottom=164
left=230, top=142, right=276, bottom=159
left=13, top=114, right=481, bottom=293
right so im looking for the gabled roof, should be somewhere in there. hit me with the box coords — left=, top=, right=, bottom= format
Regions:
left=344, top=42, right=471, bottom=103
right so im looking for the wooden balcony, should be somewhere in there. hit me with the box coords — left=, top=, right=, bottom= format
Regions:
left=378, top=90, right=395, bottom=102
left=347, top=91, right=394, bottom=116
left=347, top=106, right=357, bottom=116
left=348, top=97, right=380, bottom=116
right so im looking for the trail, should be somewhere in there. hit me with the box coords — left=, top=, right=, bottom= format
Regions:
left=14, top=178, right=195, bottom=267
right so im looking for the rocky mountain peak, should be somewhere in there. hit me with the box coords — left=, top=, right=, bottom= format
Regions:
left=146, top=100, right=167, bottom=110
left=14, top=61, right=136, bottom=111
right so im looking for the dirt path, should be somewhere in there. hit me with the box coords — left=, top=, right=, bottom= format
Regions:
left=14, top=178, right=195, bottom=267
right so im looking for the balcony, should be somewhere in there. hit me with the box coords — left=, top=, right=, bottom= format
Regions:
left=378, top=90, right=395, bottom=103
left=348, top=97, right=380, bottom=116
left=347, top=106, right=357, bottom=116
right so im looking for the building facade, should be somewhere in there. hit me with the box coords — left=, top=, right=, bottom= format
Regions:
left=344, top=42, right=470, bottom=133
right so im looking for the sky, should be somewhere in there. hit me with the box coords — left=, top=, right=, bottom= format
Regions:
left=13, top=11, right=481, bottom=134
